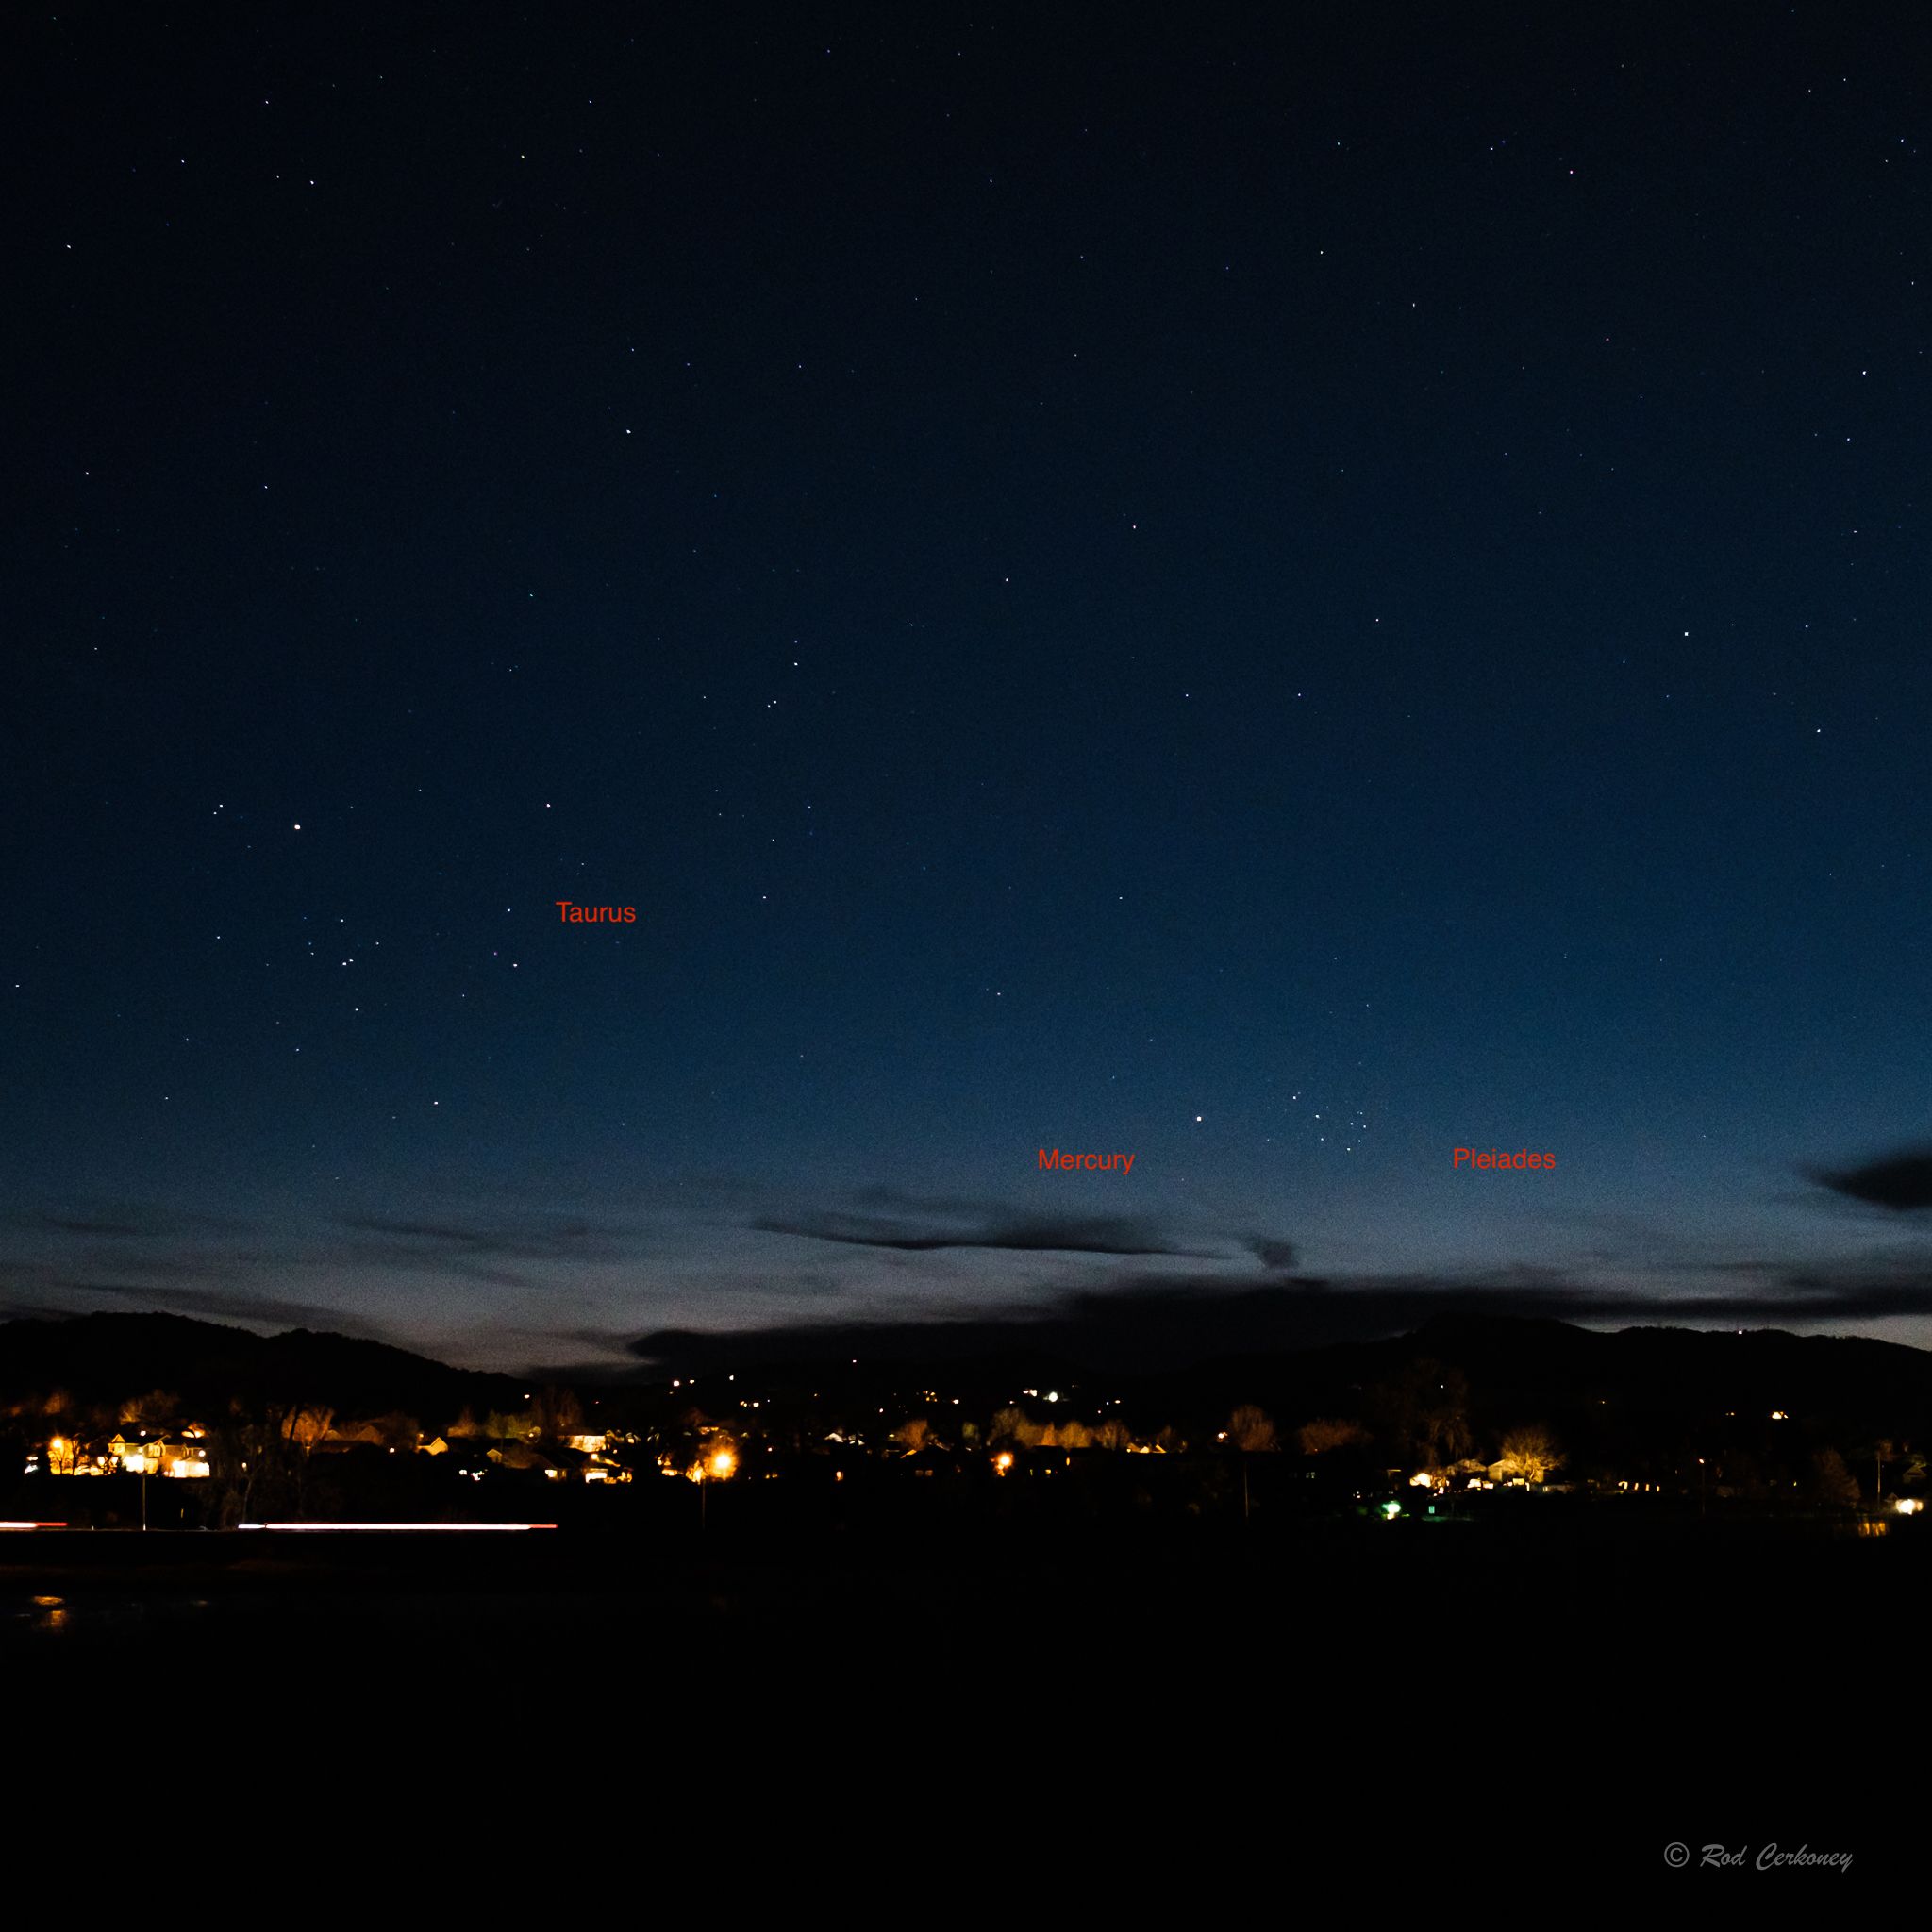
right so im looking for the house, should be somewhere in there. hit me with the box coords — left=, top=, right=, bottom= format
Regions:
left=107, top=1430, right=161, bottom=1474
left=106, top=1430, right=210, bottom=1478
left=488, top=1440, right=565, bottom=1476
left=555, top=1442, right=633, bottom=1483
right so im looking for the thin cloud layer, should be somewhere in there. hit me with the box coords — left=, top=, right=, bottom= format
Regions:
left=339, top=1212, right=641, bottom=1260
left=751, top=1208, right=1220, bottom=1257
left=3, top=1141, right=1928, bottom=1373
left=1245, top=1235, right=1300, bottom=1271
left=13, top=1203, right=258, bottom=1240
left=1809, top=1148, right=1932, bottom=1212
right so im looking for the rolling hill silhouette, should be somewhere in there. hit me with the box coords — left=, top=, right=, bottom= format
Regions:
left=0, top=1311, right=525, bottom=1420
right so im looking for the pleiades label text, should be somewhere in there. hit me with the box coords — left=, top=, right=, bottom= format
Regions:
left=1455, top=1147, right=1555, bottom=1169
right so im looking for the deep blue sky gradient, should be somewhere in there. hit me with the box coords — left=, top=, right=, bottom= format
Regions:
left=5, top=5, right=1930, bottom=1370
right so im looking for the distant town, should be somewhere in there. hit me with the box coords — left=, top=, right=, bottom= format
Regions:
left=3, top=1308, right=1926, bottom=1532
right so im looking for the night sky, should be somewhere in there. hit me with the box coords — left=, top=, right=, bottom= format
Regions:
left=8, top=6, right=1931, bottom=1374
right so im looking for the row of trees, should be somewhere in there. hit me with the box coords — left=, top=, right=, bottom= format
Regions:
left=9, top=1357, right=1922, bottom=1514
left=871, top=1390, right=1563, bottom=1480
left=1, top=1381, right=600, bottom=1521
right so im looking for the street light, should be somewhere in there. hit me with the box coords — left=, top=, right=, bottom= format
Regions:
left=698, top=1442, right=736, bottom=1533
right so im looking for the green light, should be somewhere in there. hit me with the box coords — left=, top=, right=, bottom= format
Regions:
left=1381, top=1501, right=1401, bottom=1520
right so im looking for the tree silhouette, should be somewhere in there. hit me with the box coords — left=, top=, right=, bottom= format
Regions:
left=117, top=1388, right=179, bottom=1426
left=532, top=1386, right=584, bottom=1443
left=1297, top=1417, right=1369, bottom=1456
left=482, top=1407, right=539, bottom=1459
left=1370, top=1358, right=1473, bottom=1471
left=1809, top=1447, right=1860, bottom=1509
left=1228, top=1406, right=1277, bottom=1452
left=991, top=1406, right=1044, bottom=1448
left=1494, top=1425, right=1563, bottom=1485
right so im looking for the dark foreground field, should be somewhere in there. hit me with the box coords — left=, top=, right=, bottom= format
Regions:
left=0, top=1507, right=1909, bottom=1884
